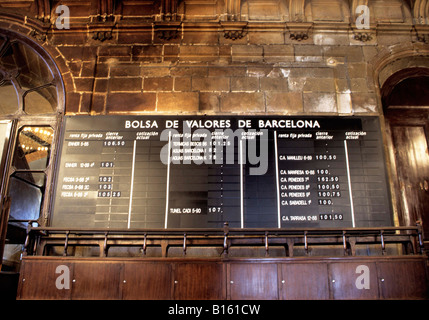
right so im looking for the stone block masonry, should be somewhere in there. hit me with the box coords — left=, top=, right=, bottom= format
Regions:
left=56, top=28, right=397, bottom=116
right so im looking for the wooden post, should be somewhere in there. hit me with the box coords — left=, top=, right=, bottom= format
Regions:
left=0, top=196, right=11, bottom=269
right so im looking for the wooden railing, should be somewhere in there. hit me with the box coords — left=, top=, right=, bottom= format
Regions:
left=23, top=222, right=426, bottom=258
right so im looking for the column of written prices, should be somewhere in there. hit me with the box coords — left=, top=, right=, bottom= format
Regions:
left=54, top=130, right=101, bottom=228
left=52, top=128, right=134, bottom=228
left=94, top=132, right=133, bottom=228
left=167, top=125, right=241, bottom=228
left=129, top=136, right=167, bottom=228
left=208, top=132, right=241, bottom=228
left=244, top=130, right=277, bottom=228
left=344, top=118, right=392, bottom=227
left=313, top=132, right=351, bottom=227
left=273, top=118, right=393, bottom=228
left=275, top=126, right=352, bottom=228
left=168, top=128, right=209, bottom=228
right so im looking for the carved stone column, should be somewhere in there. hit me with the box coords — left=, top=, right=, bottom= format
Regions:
left=225, top=0, right=241, bottom=21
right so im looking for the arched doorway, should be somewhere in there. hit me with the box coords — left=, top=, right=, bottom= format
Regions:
left=0, top=28, right=64, bottom=277
left=382, top=66, right=429, bottom=251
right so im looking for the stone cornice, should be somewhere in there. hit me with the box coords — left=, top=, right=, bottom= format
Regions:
left=0, top=8, right=428, bottom=45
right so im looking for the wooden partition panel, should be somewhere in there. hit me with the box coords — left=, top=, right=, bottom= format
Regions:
left=122, top=262, right=172, bottom=300
left=173, top=263, right=225, bottom=300
left=228, top=263, right=278, bottom=300
left=280, top=263, right=329, bottom=300
left=377, top=260, right=429, bottom=299
left=18, top=259, right=72, bottom=300
left=16, top=256, right=429, bottom=300
left=329, top=262, right=379, bottom=299
left=71, top=262, right=122, bottom=300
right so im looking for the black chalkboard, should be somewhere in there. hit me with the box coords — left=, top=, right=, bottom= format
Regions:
left=51, top=115, right=393, bottom=229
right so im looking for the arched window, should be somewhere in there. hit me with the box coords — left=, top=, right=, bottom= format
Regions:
left=0, top=29, right=64, bottom=272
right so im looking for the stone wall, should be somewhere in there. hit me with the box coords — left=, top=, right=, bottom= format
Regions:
left=0, top=0, right=428, bottom=115
left=59, top=31, right=425, bottom=116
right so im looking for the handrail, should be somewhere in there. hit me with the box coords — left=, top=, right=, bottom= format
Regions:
left=23, top=222, right=426, bottom=258
left=26, top=224, right=422, bottom=236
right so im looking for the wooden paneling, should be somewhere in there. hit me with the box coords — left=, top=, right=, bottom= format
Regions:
left=385, top=108, right=429, bottom=240
left=329, top=262, right=379, bottom=300
left=71, top=262, right=121, bottom=300
left=229, top=263, right=278, bottom=300
left=16, top=256, right=429, bottom=300
left=391, top=125, right=429, bottom=237
left=173, top=263, right=225, bottom=300
left=122, top=262, right=172, bottom=300
left=18, top=259, right=72, bottom=300
left=377, top=261, right=428, bottom=299
left=280, top=263, right=329, bottom=300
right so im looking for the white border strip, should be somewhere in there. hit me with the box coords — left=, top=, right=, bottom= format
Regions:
left=344, top=140, right=356, bottom=228
left=127, top=140, right=137, bottom=229
left=164, top=131, right=172, bottom=229
left=240, top=139, right=244, bottom=229
left=274, top=131, right=281, bottom=228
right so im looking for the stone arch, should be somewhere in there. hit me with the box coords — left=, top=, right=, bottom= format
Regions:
left=0, top=18, right=70, bottom=267
left=0, top=20, right=67, bottom=114
left=373, top=44, right=429, bottom=92
left=381, top=67, right=429, bottom=108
